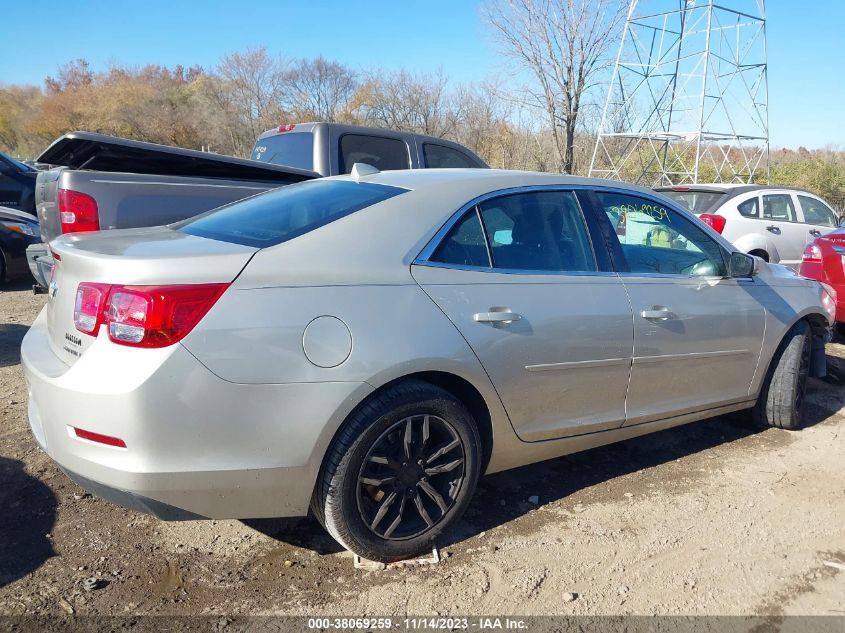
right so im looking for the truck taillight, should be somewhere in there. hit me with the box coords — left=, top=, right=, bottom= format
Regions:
left=74, top=282, right=229, bottom=347
left=699, top=213, right=726, bottom=234
left=58, top=189, right=100, bottom=234
left=802, top=242, right=822, bottom=262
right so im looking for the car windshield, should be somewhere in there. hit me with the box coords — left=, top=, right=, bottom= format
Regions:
left=175, top=179, right=406, bottom=248
left=660, top=190, right=725, bottom=214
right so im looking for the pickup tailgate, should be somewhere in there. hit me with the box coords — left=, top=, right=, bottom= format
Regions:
left=46, top=226, right=257, bottom=367
left=37, top=131, right=319, bottom=181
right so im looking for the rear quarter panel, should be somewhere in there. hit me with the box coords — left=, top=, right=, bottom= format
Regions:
left=181, top=281, right=518, bottom=475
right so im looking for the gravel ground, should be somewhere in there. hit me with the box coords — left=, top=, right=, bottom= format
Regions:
left=1, top=280, right=843, bottom=617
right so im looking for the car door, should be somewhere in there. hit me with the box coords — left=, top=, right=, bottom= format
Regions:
left=590, top=190, right=766, bottom=426
left=797, top=194, right=839, bottom=243
left=760, top=191, right=806, bottom=267
left=412, top=188, right=633, bottom=442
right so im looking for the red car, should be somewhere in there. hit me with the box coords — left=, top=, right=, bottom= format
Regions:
left=800, top=225, right=845, bottom=332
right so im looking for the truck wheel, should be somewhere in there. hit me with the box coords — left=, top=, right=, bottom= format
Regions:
left=313, top=380, right=481, bottom=563
left=753, top=321, right=811, bottom=430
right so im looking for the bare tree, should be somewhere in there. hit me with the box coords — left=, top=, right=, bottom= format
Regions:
left=351, top=69, right=453, bottom=137
left=482, top=0, right=627, bottom=173
left=214, top=48, right=287, bottom=153
left=285, top=57, right=357, bottom=122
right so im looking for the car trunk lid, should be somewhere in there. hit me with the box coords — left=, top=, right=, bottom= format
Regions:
left=46, top=226, right=257, bottom=366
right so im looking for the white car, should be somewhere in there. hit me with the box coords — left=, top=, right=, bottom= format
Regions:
left=656, top=185, right=842, bottom=267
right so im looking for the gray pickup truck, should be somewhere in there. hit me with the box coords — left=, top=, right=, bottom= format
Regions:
left=28, top=122, right=487, bottom=287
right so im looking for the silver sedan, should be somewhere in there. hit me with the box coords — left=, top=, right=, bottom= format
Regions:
left=22, top=169, right=836, bottom=562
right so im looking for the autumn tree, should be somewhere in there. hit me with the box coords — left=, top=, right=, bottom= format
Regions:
left=482, top=0, right=627, bottom=173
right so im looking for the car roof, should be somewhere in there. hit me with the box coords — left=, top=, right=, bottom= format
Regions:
left=330, top=167, right=661, bottom=196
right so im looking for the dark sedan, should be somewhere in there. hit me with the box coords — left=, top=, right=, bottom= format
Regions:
left=0, top=151, right=37, bottom=214
left=0, top=206, right=40, bottom=281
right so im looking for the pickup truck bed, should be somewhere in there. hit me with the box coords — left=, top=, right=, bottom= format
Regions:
left=27, top=133, right=318, bottom=286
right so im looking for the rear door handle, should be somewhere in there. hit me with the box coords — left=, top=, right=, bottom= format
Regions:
left=641, top=307, right=673, bottom=321
left=473, top=310, right=522, bottom=325
left=766, top=225, right=781, bottom=234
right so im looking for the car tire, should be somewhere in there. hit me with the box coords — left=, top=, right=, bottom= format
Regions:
left=313, top=380, right=481, bottom=563
left=753, top=321, right=811, bottom=430
left=0, top=246, right=6, bottom=283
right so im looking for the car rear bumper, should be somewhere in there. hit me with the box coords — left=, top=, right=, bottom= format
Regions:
left=22, top=307, right=371, bottom=519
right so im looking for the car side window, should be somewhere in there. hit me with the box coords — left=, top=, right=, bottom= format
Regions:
left=798, top=195, right=837, bottom=227
left=339, top=135, right=410, bottom=174
left=477, top=191, right=597, bottom=272
left=596, top=192, right=727, bottom=277
left=737, top=197, right=759, bottom=218
left=762, top=194, right=797, bottom=222
left=423, top=144, right=477, bottom=168
left=429, top=209, right=490, bottom=268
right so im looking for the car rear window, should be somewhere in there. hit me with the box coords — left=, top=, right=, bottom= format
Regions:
left=251, top=132, right=314, bottom=171
left=660, top=190, right=725, bottom=214
left=176, top=180, right=406, bottom=248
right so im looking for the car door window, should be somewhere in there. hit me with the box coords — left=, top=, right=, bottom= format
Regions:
left=429, top=209, right=490, bottom=267
left=596, top=192, right=727, bottom=277
left=339, top=134, right=410, bottom=173
left=423, top=144, right=478, bottom=168
left=737, top=197, right=759, bottom=218
left=798, top=195, right=837, bottom=227
left=477, top=191, right=597, bottom=272
left=762, top=194, right=796, bottom=222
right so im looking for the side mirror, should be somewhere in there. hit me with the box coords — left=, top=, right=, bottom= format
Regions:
left=729, top=251, right=757, bottom=278
left=838, top=215, right=845, bottom=227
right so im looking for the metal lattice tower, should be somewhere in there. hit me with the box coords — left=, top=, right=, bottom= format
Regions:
left=589, top=0, right=769, bottom=186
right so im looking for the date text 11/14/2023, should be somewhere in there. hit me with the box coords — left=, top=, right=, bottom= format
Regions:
left=306, top=617, right=529, bottom=630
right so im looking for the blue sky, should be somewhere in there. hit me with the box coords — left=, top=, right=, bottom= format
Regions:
left=1, top=0, right=842, bottom=149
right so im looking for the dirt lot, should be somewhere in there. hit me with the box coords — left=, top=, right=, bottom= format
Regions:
left=1, top=280, right=844, bottom=617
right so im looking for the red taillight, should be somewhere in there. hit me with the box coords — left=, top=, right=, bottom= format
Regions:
left=802, top=242, right=822, bottom=262
left=74, top=282, right=229, bottom=347
left=58, top=189, right=100, bottom=234
left=72, top=427, right=127, bottom=448
left=277, top=123, right=296, bottom=133
left=699, top=213, right=727, bottom=234
left=74, top=283, right=111, bottom=334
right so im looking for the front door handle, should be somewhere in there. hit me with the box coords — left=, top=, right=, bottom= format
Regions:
left=641, top=307, right=673, bottom=321
left=474, top=310, right=522, bottom=325
left=766, top=225, right=781, bottom=234
left=809, top=229, right=822, bottom=237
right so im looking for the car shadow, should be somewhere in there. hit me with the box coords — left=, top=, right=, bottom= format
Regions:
left=0, top=322, right=31, bottom=369
left=0, top=458, right=57, bottom=587
left=247, top=370, right=843, bottom=560
left=243, top=516, right=345, bottom=555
